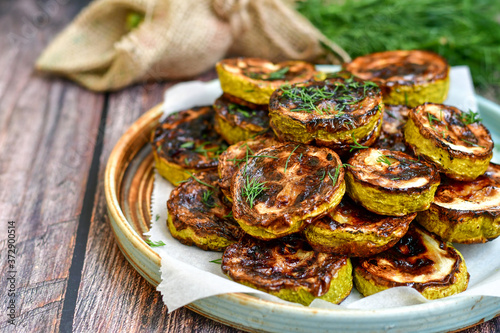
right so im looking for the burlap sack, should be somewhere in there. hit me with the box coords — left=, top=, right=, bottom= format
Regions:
left=36, top=0, right=350, bottom=91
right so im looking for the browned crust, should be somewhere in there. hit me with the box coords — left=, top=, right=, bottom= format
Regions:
left=213, top=96, right=270, bottom=131
left=166, top=172, right=244, bottom=250
left=151, top=106, right=228, bottom=169
left=218, top=132, right=280, bottom=197
left=218, top=58, right=316, bottom=86
left=373, top=104, right=412, bottom=153
left=427, top=164, right=500, bottom=242
left=222, top=93, right=268, bottom=110
left=269, top=77, right=383, bottom=134
left=231, top=143, right=344, bottom=234
left=354, top=225, right=463, bottom=292
left=407, top=103, right=493, bottom=159
left=306, top=197, right=416, bottom=256
left=222, top=234, right=348, bottom=296
left=348, top=148, right=440, bottom=194
left=326, top=117, right=382, bottom=155
left=343, top=50, right=449, bottom=91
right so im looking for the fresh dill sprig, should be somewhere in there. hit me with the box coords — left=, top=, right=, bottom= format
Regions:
left=327, top=166, right=341, bottom=185
left=460, top=109, right=482, bottom=125
left=223, top=211, right=233, bottom=218
left=241, top=175, right=268, bottom=209
left=461, top=138, right=486, bottom=148
left=284, top=145, right=301, bottom=173
left=377, top=154, right=393, bottom=166
left=228, top=104, right=253, bottom=118
left=185, top=171, right=215, bottom=189
left=201, top=190, right=215, bottom=208
left=180, top=141, right=194, bottom=149
left=155, top=214, right=160, bottom=221
left=349, top=136, right=369, bottom=152
left=209, top=258, right=223, bottom=264
left=145, top=239, right=166, bottom=247
left=248, top=66, right=290, bottom=81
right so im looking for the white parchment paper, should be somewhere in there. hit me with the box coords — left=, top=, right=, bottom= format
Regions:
left=145, top=66, right=500, bottom=312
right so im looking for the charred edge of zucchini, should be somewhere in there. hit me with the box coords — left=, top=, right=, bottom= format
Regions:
left=221, top=93, right=268, bottom=110
left=345, top=149, right=440, bottom=216
left=213, top=97, right=269, bottom=145
left=404, top=104, right=493, bottom=181
left=216, top=58, right=316, bottom=105
left=416, top=206, right=500, bottom=244
left=304, top=198, right=416, bottom=257
left=151, top=106, right=228, bottom=183
left=217, top=132, right=279, bottom=201
left=221, top=235, right=352, bottom=306
left=268, top=78, right=383, bottom=148
left=343, top=50, right=450, bottom=107
left=353, top=226, right=469, bottom=300
left=231, top=144, right=346, bottom=239
left=166, top=172, right=244, bottom=251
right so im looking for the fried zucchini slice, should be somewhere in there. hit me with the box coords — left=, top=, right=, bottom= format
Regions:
left=353, top=225, right=469, bottom=300
left=213, top=95, right=270, bottom=144
left=373, top=104, right=411, bottom=153
left=218, top=131, right=280, bottom=200
left=305, top=196, right=416, bottom=257
left=151, top=106, right=228, bottom=185
left=417, top=163, right=500, bottom=243
left=216, top=58, right=316, bottom=105
left=269, top=77, right=383, bottom=151
left=222, top=234, right=353, bottom=306
left=404, top=103, right=493, bottom=181
left=346, top=148, right=440, bottom=216
left=231, top=143, right=345, bottom=239
left=344, top=50, right=450, bottom=107
left=166, top=172, right=244, bottom=251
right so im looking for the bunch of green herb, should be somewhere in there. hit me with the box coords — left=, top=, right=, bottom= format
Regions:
left=297, top=0, right=500, bottom=88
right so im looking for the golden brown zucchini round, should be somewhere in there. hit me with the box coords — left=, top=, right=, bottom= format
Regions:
left=304, top=196, right=416, bottom=257
left=217, top=131, right=280, bottom=200
left=269, top=76, right=383, bottom=151
left=166, top=172, right=244, bottom=251
left=345, top=148, right=440, bottom=216
left=404, top=103, right=493, bottom=181
left=216, top=58, right=316, bottom=105
left=353, top=225, right=469, bottom=300
left=213, top=95, right=270, bottom=144
left=416, top=163, right=500, bottom=243
left=231, top=143, right=345, bottom=239
left=151, top=106, right=228, bottom=185
left=222, top=234, right=353, bottom=306
left=344, top=50, right=450, bottom=107
left=373, top=104, right=411, bottom=153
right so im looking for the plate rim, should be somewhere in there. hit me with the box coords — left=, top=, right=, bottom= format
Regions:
left=104, top=96, right=500, bottom=332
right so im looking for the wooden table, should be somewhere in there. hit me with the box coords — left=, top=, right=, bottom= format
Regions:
left=1, top=1, right=499, bottom=332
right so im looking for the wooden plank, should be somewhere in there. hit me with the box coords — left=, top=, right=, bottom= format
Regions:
left=72, top=74, right=243, bottom=332
left=0, top=0, right=102, bottom=332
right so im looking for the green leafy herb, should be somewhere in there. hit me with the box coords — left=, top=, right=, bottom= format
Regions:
left=186, top=171, right=215, bottom=189
left=180, top=141, right=194, bottom=149
left=328, top=165, right=341, bottom=185
left=297, top=0, right=500, bottom=88
left=284, top=145, right=301, bottom=173
left=247, top=66, right=290, bottom=81
left=242, top=175, right=268, bottom=209
left=460, top=109, right=482, bottom=125
left=201, top=190, right=215, bottom=208
left=145, top=239, right=166, bottom=247
left=155, top=214, right=160, bottom=221
left=210, top=258, right=223, bottom=264
left=461, top=139, right=486, bottom=148
left=223, top=211, right=233, bottom=218
left=349, top=136, right=369, bottom=152
left=377, top=154, right=392, bottom=166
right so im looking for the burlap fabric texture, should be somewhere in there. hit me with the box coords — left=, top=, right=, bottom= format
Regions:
left=36, top=0, right=350, bottom=91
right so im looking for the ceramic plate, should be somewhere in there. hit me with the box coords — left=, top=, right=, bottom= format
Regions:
left=105, top=98, right=500, bottom=333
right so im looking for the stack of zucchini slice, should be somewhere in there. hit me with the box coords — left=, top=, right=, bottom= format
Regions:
left=151, top=52, right=499, bottom=305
